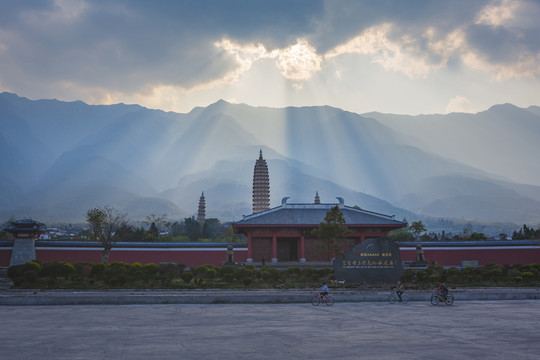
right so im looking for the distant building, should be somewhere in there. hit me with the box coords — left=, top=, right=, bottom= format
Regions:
left=252, top=149, right=270, bottom=213
left=197, top=191, right=206, bottom=224
left=233, top=196, right=407, bottom=263
left=238, top=150, right=407, bottom=263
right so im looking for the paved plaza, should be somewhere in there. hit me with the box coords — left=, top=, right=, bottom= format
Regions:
left=1, top=300, right=539, bottom=359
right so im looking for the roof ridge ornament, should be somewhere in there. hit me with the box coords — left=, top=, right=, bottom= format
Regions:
left=281, top=197, right=290, bottom=206
left=336, top=197, right=345, bottom=206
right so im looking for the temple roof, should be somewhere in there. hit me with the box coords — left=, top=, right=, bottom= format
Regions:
left=233, top=198, right=406, bottom=228
left=4, top=218, right=46, bottom=233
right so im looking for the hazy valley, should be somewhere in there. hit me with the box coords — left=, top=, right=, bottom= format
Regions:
left=2, top=92, right=540, bottom=233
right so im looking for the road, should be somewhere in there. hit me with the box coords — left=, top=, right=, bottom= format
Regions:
left=1, top=300, right=539, bottom=359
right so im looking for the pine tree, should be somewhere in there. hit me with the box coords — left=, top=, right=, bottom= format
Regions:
left=311, top=206, right=351, bottom=261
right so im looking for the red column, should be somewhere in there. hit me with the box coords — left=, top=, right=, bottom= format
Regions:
left=299, top=235, right=306, bottom=262
left=271, top=233, right=278, bottom=263
left=247, top=232, right=253, bottom=263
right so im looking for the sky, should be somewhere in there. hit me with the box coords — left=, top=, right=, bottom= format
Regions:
left=1, top=0, right=539, bottom=115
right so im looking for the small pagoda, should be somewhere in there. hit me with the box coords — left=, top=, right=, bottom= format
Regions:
left=197, top=191, right=206, bottom=225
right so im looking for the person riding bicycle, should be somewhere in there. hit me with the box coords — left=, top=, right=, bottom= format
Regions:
left=395, top=281, right=405, bottom=302
left=319, top=282, right=329, bottom=298
left=437, top=281, right=449, bottom=300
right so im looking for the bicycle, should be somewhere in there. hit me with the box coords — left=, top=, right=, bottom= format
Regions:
left=311, top=292, right=335, bottom=306
left=430, top=291, right=454, bottom=305
left=388, top=289, right=409, bottom=304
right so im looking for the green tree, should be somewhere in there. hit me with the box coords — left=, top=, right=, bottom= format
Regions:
left=462, top=223, right=473, bottom=238
left=144, top=214, right=170, bottom=238
left=311, top=206, right=351, bottom=261
left=469, top=232, right=487, bottom=240
left=222, top=225, right=240, bottom=242
left=115, top=224, right=144, bottom=242
left=147, top=222, right=159, bottom=241
left=389, top=230, right=414, bottom=242
left=409, top=221, right=427, bottom=240
left=201, top=218, right=221, bottom=239
left=183, top=217, right=201, bottom=241
left=170, top=221, right=182, bottom=237
left=519, top=224, right=540, bottom=239
left=86, top=205, right=128, bottom=263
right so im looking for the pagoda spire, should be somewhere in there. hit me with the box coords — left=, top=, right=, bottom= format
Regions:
left=252, top=149, right=270, bottom=213
left=314, top=191, right=321, bottom=204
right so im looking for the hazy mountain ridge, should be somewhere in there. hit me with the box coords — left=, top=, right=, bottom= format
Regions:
left=1, top=92, right=540, bottom=227
left=365, top=104, right=540, bottom=187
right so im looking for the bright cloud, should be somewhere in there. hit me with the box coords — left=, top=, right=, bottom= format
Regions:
left=321, top=19, right=539, bottom=82
left=215, top=38, right=323, bottom=83
left=214, top=39, right=270, bottom=84
left=475, top=0, right=521, bottom=27
left=326, top=24, right=448, bottom=78
left=274, top=40, right=322, bottom=81
left=425, top=28, right=466, bottom=60
left=446, top=96, right=478, bottom=114
left=461, top=50, right=540, bottom=80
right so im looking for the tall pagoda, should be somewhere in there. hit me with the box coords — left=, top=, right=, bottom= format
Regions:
left=197, top=191, right=206, bottom=224
left=252, top=149, right=270, bottom=213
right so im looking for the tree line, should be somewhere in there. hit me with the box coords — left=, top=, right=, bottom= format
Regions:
left=85, top=206, right=241, bottom=263
left=390, top=221, right=540, bottom=242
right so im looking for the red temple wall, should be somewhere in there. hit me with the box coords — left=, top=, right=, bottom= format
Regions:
left=400, top=246, right=540, bottom=266
left=0, top=247, right=248, bottom=267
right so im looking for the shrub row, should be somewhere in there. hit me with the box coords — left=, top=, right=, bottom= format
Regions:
left=401, top=263, right=540, bottom=287
left=7, top=261, right=333, bottom=289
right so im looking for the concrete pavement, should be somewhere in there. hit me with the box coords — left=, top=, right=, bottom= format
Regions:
left=1, top=287, right=539, bottom=305
left=1, top=300, right=539, bottom=359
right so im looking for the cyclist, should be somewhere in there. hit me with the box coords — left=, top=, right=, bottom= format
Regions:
left=318, top=282, right=329, bottom=298
left=437, top=281, right=449, bottom=300
left=395, top=281, right=405, bottom=302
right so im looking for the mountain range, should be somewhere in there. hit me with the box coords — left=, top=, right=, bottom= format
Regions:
left=1, top=92, right=540, bottom=231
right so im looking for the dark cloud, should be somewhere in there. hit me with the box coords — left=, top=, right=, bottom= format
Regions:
left=0, top=0, right=538, bottom=102
left=311, top=0, right=486, bottom=52
left=465, top=6, right=540, bottom=68
left=0, top=0, right=326, bottom=93
left=466, top=24, right=526, bottom=64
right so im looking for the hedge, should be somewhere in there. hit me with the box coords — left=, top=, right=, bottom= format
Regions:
left=401, top=263, right=540, bottom=287
left=6, top=261, right=334, bottom=290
